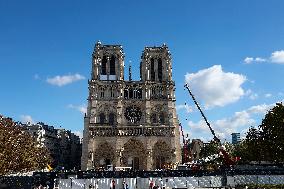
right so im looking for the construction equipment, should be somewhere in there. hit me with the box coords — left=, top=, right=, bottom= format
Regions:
left=179, top=123, right=190, bottom=163
left=184, top=83, right=238, bottom=166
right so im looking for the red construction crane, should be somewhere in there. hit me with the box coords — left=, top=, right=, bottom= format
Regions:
left=180, top=123, right=190, bottom=163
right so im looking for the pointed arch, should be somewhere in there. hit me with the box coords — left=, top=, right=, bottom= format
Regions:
left=101, top=56, right=107, bottom=75
left=122, top=139, right=146, bottom=170
left=153, top=140, right=171, bottom=169
left=151, top=113, right=157, bottom=124
left=159, top=113, right=165, bottom=124
left=150, top=58, right=155, bottom=81
left=99, top=113, right=105, bottom=124
left=109, top=112, right=115, bottom=126
left=110, top=55, right=116, bottom=75
left=93, top=141, right=115, bottom=168
left=158, top=58, right=163, bottom=81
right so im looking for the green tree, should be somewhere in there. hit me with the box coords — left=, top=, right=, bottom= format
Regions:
left=259, top=103, right=284, bottom=162
left=200, top=140, right=219, bottom=158
left=0, top=115, right=51, bottom=175
left=240, top=103, right=284, bottom=163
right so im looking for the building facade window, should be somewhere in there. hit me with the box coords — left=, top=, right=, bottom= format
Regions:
left=129, top=88, right=133, bottom=99
left=110, top=87, right=115, bottom=98
left=110, top=55, right=116, bottom=75
left=100, top=87, right=104, bottom=98
left=109, top=113, right=115, bottom=126
left=159, top=113, right=165, bottom=124
left=101, top=56, right=107, bottom=75
left=137, top=89, right=142, bottom=99
left=124, top=89, right=129, bottom=99
left=150, top=58, right=155, bottom=81
left=158, top=58, right=162, bottom=81
left=151, top=87, right=156, bottom=98
left=99, top=113, right=105, bottom=124
left=151, top=113, right=157, bottom=123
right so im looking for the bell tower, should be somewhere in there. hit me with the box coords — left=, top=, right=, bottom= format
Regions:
left=92, top=41, right=124, bottom=81
left=140, top=43, right=173, bottom=82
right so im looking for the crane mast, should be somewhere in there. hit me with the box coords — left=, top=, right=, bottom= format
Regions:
left=184, top=83, right=220, bottom=144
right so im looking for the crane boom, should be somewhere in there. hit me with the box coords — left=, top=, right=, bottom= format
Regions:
left=184, top=83, right=220, bottom=144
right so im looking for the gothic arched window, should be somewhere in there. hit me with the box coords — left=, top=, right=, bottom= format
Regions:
left=124, top=89, right=129, bottom=99
left=137, top=88, right=142, bottom=99
left=158, top=58, right=162, bottom=81
left=100, top=87, right=104, bottom=98
left=151, top=87, right=156, bottom=98
left=101, top=56, right=107, bottom=75
left=109, top=113, right=115, bottom=126
left=150, top=58, right=155, bottom=81
left=110, top=55, right=116, bottom=75
left=129, top=88, right=133, bottom=99
left=151, top=113, right=157, bottom=124
left=159, top=113, right=165, bottom=124
left=99, top=113, right=105, bottom=124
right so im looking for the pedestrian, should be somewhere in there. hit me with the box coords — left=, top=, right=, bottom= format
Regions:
left=110, top=179, right=115, bottom=189
left=149, top=179, right=154, bottom=189
left=122, top=179, right=126, bottom=189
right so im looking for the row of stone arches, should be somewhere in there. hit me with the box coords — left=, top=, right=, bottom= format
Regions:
left=91, top=139, right=171, bottom=170
left=98, top=112, right=116, bottom=125
left=150, top=113, right=166, bottom=124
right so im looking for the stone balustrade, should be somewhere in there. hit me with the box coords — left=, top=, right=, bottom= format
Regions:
left=89, top=125, right=175, bottom=137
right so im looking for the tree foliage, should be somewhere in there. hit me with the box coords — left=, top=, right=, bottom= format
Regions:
left=0, top=115, right=51, bottom=175
left=259, top=103, right=284, bottom=162
left=200, top=140, right=219, bottom=158
left=239, top=103, right=284, bottom=163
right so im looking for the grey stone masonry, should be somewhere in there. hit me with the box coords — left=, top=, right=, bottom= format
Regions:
left=81, top=42, right=181, bottom=170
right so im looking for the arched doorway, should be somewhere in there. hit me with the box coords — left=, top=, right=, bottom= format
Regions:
left=122, top=139, right=146, bottom=170
left=93, top=142, right=115, bottom=169
left=153, top=140, right=171, bottom=169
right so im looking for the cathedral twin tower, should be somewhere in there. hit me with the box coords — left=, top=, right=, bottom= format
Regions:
left=81, top=41, right=181, bottom=170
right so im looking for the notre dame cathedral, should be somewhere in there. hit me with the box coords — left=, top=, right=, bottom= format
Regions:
left=81, top=41, right=181, bottom=171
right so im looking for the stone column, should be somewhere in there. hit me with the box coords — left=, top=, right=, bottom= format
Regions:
left=146, top=149, right=153, bottom=170
left=115, top=150, right=121, bottom=167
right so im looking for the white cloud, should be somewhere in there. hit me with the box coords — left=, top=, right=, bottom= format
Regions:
left=176, top=104, right=193, bottom=113
left=244, top=57, right=254, bottom=64
left=246, top=103, right=274, bottom=115
left=244, top=57, right=266, bottom=64
left=46, top=73, right=85, bottom=87
left=73, top=130, right=83, bottom=139
left=185, top=65, right=246, bottom=108
left=188, top=120, right=209, bottom=133
left=186, top=102, right=277, bottom=142
left=244, top=50, right=284, bottom=65
left=265, top=93, right=272, bottom=98
left=270, top=50, right=284, bottom=64
left=188, top=110, right=255, bottom=142
left=20, top=115, right=35, bottom=124
left=255, top=57, right=266, bottom=62
left=68, top=104, right=87, bottom=114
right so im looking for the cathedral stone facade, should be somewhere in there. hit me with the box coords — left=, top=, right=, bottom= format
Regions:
left=81, top=42, right=181, bottom=171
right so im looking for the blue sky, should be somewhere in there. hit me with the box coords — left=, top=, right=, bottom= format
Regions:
left=1, top=0, right=284, bottom=141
